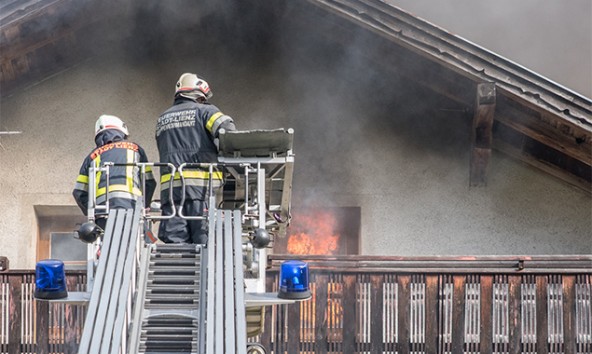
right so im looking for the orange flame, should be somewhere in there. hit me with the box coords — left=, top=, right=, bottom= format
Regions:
left=287, top=210, right=340, bottom=255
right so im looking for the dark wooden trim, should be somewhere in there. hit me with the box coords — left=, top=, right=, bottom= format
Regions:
left=8, top=276, right=22, bottom=354
left=470, top=82, right=496, bottom=186
left=563, top=275, right=576, bottom=354
left=268, top=254, right=592, bottom=274
left=287, top=297, right=301, bottom=354
left=314, top=274, right=329, bottom=354
left=341, top=274, right=357, bottom=352
left=451, top=275, right=466, bottom=353
left=397, top=275, right=410, bottom=354
left=35, top=300, right=49, bottom=354
left=370, top=274, right=384, bottom=353
left=425, top=275, right=438, bottom=354
left=480, top=275, right=493, bottom=354
left=508, top=275, right=522, bottom=354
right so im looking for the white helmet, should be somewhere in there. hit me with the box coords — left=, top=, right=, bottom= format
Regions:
left=94, top=114, right=129, bottom=137
left=175, top=73, right=213, bottom=101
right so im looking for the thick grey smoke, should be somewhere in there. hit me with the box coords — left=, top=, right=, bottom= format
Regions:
left=3, top=0, right=589, bottom=258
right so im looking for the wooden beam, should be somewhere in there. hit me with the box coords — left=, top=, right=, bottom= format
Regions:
left=495, top=94, right=592, bottom=167
left=470, top=83, right=496, bottom=186
left=494, top=139, right=592, bottom=193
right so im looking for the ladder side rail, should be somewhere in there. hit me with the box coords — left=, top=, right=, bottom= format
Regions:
left=88, top=210, right=129, bottom=353
left=98, top=208, right=134, bottom=354
left=215, top=210, right=225, bottom=354
left=109, top=203, right=143, bottom=353
left=205, top=209, right=218, bottom=354
left=85, top=163, right=106, bottom=291
left=198, top=241, right=209, bottom=354
left=224, top=211, right=237, bottom=351
left=127, top=243, right=153, bottom=353
left=78, top=208, right=119, bottom=354
left=233, top=209, right=248, bottom=352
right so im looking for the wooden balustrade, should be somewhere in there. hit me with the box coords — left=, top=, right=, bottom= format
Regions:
left=1, top=256, right=591, bottom=353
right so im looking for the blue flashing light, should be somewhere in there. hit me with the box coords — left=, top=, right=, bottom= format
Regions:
left=34, top=259, right=68, bottom=300
left=278, top=260, right=311, bottom=300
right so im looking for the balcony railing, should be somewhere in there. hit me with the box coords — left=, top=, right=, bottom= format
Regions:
left=1, top=255, right=591, bottom=354
left=262, top=255, right=592, bottom=354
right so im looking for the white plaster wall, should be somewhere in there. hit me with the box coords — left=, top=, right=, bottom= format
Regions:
left=0, top=18, right=590, bottom=269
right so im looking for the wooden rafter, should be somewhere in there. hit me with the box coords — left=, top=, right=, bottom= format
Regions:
left=470, top=83, right=496, bottom=186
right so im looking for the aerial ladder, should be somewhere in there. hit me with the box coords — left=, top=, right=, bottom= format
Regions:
left=38, top=128, right=307, bottom=353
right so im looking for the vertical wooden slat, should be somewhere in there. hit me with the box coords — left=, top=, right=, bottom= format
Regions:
left=480, top=275, right=493, bottom=354
left=508, top=275, right=522, bottom=354
left=370, top=274, right=384, bottom=354
left=287, top=299, right=301, bottom=353
left=8, top=276, right=22, bottom=354
left=563, top=275, right=576, bottom=354
left=425, top=275, right=438, bottom=354
left=35, top=299, right=49, bottom=354
left=64, top=275, right=79, bottom=354
left=64, top=305, right=78, bottom=354
left=342, top=274, right=357, bottom=353
left=451, top=275, right=466, bottom=353
left=398, top=275, right=411, bottom=354
left=315, top=274, right=329, bottom=354
left=536, top=276, right=549, bottom=354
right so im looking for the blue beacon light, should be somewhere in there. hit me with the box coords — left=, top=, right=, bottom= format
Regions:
left=278, top=260, right=311, bottom=300
left=34, top=259, right=68, bottom=300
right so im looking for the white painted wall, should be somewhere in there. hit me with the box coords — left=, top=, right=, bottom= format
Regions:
left=0, top=2, right=590, bottom=269
left=1, top=51, right=590, bottom=270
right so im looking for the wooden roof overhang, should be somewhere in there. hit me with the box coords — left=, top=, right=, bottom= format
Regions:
left=302, top=0, right=592, bottom=192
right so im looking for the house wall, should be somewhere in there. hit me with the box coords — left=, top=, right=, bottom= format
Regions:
left=0, top=2, right=590, bottom=269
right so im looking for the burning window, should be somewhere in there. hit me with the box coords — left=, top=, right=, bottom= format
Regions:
left=274, top=207, right=360, bottom=255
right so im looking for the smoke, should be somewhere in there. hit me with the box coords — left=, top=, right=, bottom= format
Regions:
left=2, top=0, right=590, bottom=256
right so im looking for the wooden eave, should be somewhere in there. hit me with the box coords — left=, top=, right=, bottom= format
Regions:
left=305, top=0, right=592, bottom=192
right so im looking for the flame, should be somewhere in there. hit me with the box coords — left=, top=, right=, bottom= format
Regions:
left=287, top=210, right=340, bottom=255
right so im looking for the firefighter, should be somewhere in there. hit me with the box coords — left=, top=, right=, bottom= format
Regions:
left=73, top=115, right=156, bottom=231
left=155, top=73, right=236, bottom=244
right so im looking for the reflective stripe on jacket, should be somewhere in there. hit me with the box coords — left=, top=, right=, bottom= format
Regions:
left=73, top=131, right=156, bottom=215
left=156, top=97, right=234, bottom=202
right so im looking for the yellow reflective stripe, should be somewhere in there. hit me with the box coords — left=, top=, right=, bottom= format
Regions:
left=161, top=174, right=172, bottom=183
left=96, top=185, right=143, bottom=197
left=160, top=170, right=223, bottom=183
left=126, top=149, right=134, bottom=193
left=76, top=175, right=89, bottom=183
left=205, top=112, right=223, bottom=133
left=94, top=156, right=102, bottom=193
left=161, top=178, right=222, bottom=190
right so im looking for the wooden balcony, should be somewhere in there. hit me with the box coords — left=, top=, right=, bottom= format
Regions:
left=1, top=255, right=591, bottom=353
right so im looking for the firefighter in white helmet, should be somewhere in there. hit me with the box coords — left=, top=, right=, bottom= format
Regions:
left=155, top=73, right=236, bottom=244
left=73, top=115, right=156, bottom=231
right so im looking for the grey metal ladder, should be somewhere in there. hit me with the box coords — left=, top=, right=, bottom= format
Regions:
left=129, top=243, right=207, bottom=354
left=78, top=206, right=142, bottom=354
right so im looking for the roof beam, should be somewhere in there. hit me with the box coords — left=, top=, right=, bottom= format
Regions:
left=470, top=83, right=496, bottom=186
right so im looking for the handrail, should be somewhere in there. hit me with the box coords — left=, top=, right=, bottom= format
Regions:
left=177, top=162, right=217, bottom=220
left=105, top=162, right=178, bottom=220
left=268, top=254, right=592, bottom=274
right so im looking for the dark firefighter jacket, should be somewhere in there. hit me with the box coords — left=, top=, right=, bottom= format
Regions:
left=73, top=129, right=156, bottom=216
left=155, top=97, right=235, bottom=202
